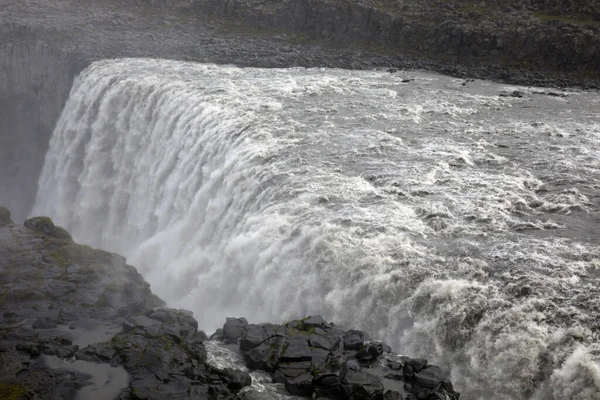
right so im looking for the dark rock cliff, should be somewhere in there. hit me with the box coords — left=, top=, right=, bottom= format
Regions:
left=0, top=42, right=81, bottom=222
left=190, top=0, right=600, bottom=82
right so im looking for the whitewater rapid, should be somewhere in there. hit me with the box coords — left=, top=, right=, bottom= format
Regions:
left=33, top=59, right=600, bottom=399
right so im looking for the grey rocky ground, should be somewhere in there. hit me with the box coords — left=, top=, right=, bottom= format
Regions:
left=0, top=207, right=459, bottom=399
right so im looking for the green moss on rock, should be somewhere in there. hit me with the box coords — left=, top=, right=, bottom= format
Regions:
left=24, top=216, right=73, bottom=242
left=52, top=243, right=113, bottom=267
left=24, top=216, right=55, bottom=234
left=0, top=383, right=27, bottom=400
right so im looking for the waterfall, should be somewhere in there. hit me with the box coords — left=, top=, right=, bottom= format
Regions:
left=33, top=58, right=600, bottom=399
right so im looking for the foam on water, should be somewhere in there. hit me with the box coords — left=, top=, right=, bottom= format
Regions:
left=33, top=59, right=600, bottom=399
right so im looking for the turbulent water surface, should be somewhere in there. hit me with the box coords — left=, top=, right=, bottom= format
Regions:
left=33, top=59, right=600, bottom=399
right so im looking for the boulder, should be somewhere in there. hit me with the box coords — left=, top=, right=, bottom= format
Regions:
left=209, top=328, right=224, bottom=341
left=222, top=317, right=248, bottom=343
left=24, top=216, right=73, bottom=241
left=281, top=336, right=312, bottom=362
left=404, top=358, right=427, bottom=373
left=309, top=332, right=340, bottom=351
left=243, top=336, right=286, bottom=372
left=0, top=206, right=13, bottom=226
left=275, top=361, right=312, bottom=382
left=301, top=315, right=327, bottom=330
left=214, top=367, right=252, bottom=392
left=239, top=323, right=281, bottom=351
left=414, top=366, right=445, bottom=389
left=343, top=369, right=384, bottom=399
left=313, top=373, right=347, bottom=399
left=356, top=343, right=384, bottom=362
left=343, top=330, right=365, bottom=350
left=384, top=390, right=403, bottom=400
left=284, top=373, right=314, bottom=396
left=388, top=360, right=402, bottom=370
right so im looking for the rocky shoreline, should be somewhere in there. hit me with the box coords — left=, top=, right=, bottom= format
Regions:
left=0, top=207, right=458, bottom=399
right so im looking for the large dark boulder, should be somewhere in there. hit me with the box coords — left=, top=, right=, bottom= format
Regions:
left=343, top=369, right=384, bottom=399
left=414, top=366, right=445, bottom=389
left=244, top=336, right=286, bottom=372
left=213, top=367, right=252, bottom=392
left=343, top=330, right=365, bottom=350
left=239, top=323, right=281, bottom=351
left=0, top=206, right=13, bottom=226
left=281, top=336, right=312, bottom=362
left=222, top=317, right=248, bottom=344
left=356, top=343, right=384, bottom=362
left=284, top=373, right=314, bottom=396
left=24, top=216, right=73, bottom=241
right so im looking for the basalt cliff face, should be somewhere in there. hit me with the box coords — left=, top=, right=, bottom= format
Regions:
left=0, top=208, right=459, bottom=400
left=0, top=42, right=80, bottom=222
left=192, top=0, right=600, bottom=81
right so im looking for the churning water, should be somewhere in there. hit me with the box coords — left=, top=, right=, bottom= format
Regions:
left=33, top=59, right=600, bottom=399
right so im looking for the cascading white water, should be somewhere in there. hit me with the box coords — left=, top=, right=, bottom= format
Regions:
left=33, top=59, right=600, bottom=399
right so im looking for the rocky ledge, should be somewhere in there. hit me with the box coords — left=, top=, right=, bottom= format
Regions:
left=0, top=207, right=458, bottom=400
left=211, top=316, right=459, bottom=400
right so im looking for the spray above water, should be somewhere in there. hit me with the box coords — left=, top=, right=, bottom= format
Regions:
left=33, top=59, right=600, bottom=399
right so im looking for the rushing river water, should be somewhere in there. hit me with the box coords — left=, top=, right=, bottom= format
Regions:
left=33, top=59, right=600, bottom=399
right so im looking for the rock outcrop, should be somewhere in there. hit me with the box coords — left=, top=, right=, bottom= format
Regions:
left=215, top=315, right=460, bottom=399
left=0, top=210, right=459, bottom=399
left=0, top=213, right=248, bottom=399
left=0, top=207, right=13, bottom=226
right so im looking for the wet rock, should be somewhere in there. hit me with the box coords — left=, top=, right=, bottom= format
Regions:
left=281, top=336, right=312, bottom=362
left=388, top=360, right=402, bottom=370
left=343, top=330, right=365, bottom=350
left=357, top=342, right=384, bottom=362
left=24, top=216, right=73, bottom=241
left=0, top=221, right=247, bottom=399
left=239, top=323, right=281, bottom=351
left=301, top=315, right=327, bottom=330
left=32, top=317, right=58, bottom=329
left=24, top=216, right=55, bottom=234
left=499, top=90, right=524, bottom=98
left=414, top=366, right=445, bottom=389
left=209, top=328, right=224, bottom=341
left=244, top=336, right=286, bottom=372
left=285, top=373, right=314, bottom=396
left=404, top=358, right=427, bottom=373
left=213, top=367, right=252, bottom=392
left=313, top=373, right=348, bottom=399
left=310, top=332, right=340, bottom=351
left=275, top=361, right=312, bottom=382
left=343, top=369, right=384, bottom=399
left=222, top=317, right=248, bottom=344
left=384, top=373, right=403, bottom=380
left=311, top=347, right=331, bottom=371
left=76, top=343, right=116, bottom=361
left=15, top=342, right=41, bottom=356
left=0, top=206, right=13, bottom=226
left=384, top=389, right=403, bottom=400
